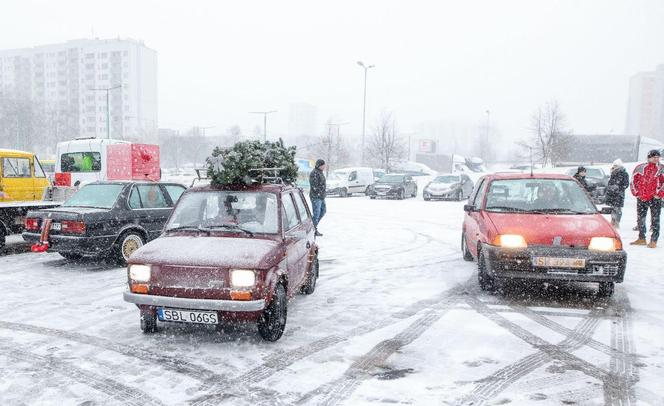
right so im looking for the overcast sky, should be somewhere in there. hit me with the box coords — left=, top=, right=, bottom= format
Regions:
left=2, top=0, right=663, bottom=147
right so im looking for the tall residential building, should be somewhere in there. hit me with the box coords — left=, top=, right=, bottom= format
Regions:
left=626, top=65, right=664, bottom=143
left=288, top=102, right=317, bottom=139
left=0, top=38, right=157, bottom=142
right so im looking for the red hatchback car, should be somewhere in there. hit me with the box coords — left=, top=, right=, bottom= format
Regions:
left=123, top=183, right=319, bottom=341
left=461, top=173, right=626, bottom=296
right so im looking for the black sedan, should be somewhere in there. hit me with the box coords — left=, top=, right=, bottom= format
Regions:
left=23, top=181, right=186, bottom=264
left=423, top=173, right=474, bottom=201
left=368, top=174, right=418, bottom=199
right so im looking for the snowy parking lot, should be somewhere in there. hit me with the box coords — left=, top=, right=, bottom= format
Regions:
left=1, top=194, right=663, bottom=406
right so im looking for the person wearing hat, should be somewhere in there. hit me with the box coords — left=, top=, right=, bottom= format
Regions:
left=573, top=166, right=595, bottom=193
left=309, top=159, right=327, bottom=237
left=630, top=149, right=664, bottom=248
left=605, top=159, right=630, bottom=228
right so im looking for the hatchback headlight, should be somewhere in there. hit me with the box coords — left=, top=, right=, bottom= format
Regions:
left=129, top=264, right=151, bottom=282
left=588, top=237, right=619, bottom=251
left=495, top=234, right=528, bottom=248
left=231, top=270, right=256, bottom=287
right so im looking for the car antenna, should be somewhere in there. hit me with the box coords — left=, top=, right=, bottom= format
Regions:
left=529, top=147, right=534, bottom=177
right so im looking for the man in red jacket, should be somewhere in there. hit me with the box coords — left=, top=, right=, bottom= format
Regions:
left=630, top=149, right=664, bottom=248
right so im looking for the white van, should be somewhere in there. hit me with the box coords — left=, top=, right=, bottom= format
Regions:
left=56, top=138, right=130, bottom=186
left=327, top=167, right=375, bottom=197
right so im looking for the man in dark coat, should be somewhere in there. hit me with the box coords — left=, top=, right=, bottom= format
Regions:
left=605, top=159, right=630, bottom=228
left=309, top=159, right=327, bottom=237
left=573, top=166, right=595, bottom=193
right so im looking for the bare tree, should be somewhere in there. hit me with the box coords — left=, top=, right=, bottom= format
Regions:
left=312, top=119, right=350, bottom=174
left=366, top=112, right=406, bottom=171
left=518, top=100, right=573, bottom=167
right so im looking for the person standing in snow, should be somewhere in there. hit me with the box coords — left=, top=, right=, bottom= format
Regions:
left=573, top=166, right=595, bottom=193
left=629, top=149, right=664, bottom=248
left=605, top=159, right=630, bottom=228
left=309, top=159, right=327, bottom=237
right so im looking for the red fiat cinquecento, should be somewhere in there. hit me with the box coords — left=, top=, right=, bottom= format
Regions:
left=122, top=182, right=319, bottom=341
left=461, top=173, right=626, bottom=297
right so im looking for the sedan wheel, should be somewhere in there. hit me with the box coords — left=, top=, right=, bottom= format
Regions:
left=115, top=231, right=145, bottom=265
left=258, top=284, right=287, bottom=341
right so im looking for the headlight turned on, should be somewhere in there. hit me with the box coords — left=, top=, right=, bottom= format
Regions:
left=231, top=270, right=256, bottom=288
left=494, top=234, right=528, bottom=249
left=589, top=237, right=620, bottom=251
left=129, top=264, right=151, bottom=282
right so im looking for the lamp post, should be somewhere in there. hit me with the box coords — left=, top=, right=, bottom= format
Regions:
left=357, top=61, right=375, bottom=165
left=250, top=110, right=277, bottom=141
left=89, top=84, right=122, bottom=139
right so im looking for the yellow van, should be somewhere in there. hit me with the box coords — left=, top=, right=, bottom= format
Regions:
left=0, top=149, right=50, bottom=202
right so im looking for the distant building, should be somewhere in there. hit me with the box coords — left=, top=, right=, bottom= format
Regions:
left=288, top=102, right=317, bottom=139
left=0, top=38, right=157, bottom=142
left=558, top=134, right=663, bottom=165
left=626, top=65, right=664, bottom=143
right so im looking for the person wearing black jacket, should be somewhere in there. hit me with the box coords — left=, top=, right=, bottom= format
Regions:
left=605, top=159, right=630, bottom=228
left=573, top=166, right=595, bottom=193
left=309, top=159, right=327, bottom=237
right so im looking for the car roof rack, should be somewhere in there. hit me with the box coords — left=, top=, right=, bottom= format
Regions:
left=249, top=167, right=288, bottom=185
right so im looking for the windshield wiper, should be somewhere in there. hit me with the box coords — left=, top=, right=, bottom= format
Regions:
left=486, top=206, right=529, bottom=212
left=165, top=225, right=211, bottom=235
left=205, top=224, right=255, bottom=237
left=537, top=208, right=591, bottom=214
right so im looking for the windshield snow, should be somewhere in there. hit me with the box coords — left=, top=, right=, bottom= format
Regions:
left=62, top=184, right=123, bottom=208
left=485, top=179, right=596, bottom=214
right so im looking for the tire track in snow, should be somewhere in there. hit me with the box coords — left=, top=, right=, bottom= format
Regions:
left=605, top=289, right=638, bottom=406
left=0, top=339, right=165, bottom=406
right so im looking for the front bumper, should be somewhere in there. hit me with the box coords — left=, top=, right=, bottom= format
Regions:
left=371, top=188, right=398, bottom=197
left=22, top=232, right=116, bottom=255
left=123, top=291, right=266, bottom=312
left=424, top=189, right=458, bottom=199
left=483, top=244, right=626, bottom=283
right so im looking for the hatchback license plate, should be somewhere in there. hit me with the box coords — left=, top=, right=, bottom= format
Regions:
left=533, top=257, right=585, bottom=269
left=157, top=308, right=218, bottom=324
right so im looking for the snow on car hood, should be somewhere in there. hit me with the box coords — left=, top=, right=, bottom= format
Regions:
left=486, top=212, right=618, bottom=247
left=130, top=235, right=283, bottom=269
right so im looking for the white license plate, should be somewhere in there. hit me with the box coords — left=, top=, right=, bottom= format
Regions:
left=533, top=257, right=585, bottom=269
left=51, top=222, right=61, bottom=231
left=157, top=308, right=219, bottom=324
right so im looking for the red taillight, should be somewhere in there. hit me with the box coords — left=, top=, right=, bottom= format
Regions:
left=61, top=220, right=86, bottom=234
left=25, top=218, right=40, bottom=231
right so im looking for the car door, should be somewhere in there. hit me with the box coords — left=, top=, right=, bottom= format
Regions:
left=464, top=179, right=488, bottom=256
left=347, top=171, right=360, bottom=193
left=281, top=192, right=306, bottom=295
left=1, top=156, right=33, bottom=201
left=294, top=189, right=315, bottom=265
left=128, top=184, right=172, bottom=240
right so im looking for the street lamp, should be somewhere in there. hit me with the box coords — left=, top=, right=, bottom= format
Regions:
left=357, top=61, right=375, bottom=166
left=89, top=84, right=122, bottom=139
left=250, top=110, right=277, bottom=141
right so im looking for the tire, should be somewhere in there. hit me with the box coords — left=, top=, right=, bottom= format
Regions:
left=424, top=196, right=431, bottom=201
left=411, top=188, right=417, bottom=198
left=339, top=188, right=348, bottom=198
left=301, top=253, right=319, bottom=295
left=258, top=284, right=287, bottom=342
left=364, top=187, right=371, bottom=196
left=461, top=233, right=473, bottom=262
left=598, top=282, right=615, bottom=297
left=370, top=196, right=376, bottom=199
left=114, top=231, right=145, bottom=266
left=140, top=311, right=158, bottom=333
left=397, top=189, right=405, bottom=200
left=0, top=232, right=5, bottom=251
left=59, top=252, right=83, bottom=261
left=477, top=249, right=495, bottom=291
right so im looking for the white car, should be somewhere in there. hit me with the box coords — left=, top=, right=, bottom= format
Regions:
left=327, top=167, right=375, bottom=197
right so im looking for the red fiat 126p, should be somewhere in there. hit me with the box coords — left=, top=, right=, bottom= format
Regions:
left=123, top=182, right=319, bottom=341
left=461, top=173, right=626, bottom=297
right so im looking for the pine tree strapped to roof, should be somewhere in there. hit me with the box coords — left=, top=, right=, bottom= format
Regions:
left=206, top=139, right=299, bottom=186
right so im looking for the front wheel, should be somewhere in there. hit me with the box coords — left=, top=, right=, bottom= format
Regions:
left=397, top=189, right=405, bottom=200
left=411, top=188, right=417, bottom=198
left=598, top=282, right=615, bottom=297
left=258, top=284, right=287, bottom=341
left=461, top=233, right=473, bottom=261
left=339, top=188, right=348, bottom=198
left=140, top=311, right=158, bottom=333
left=478, top=249, right=495, bottom=291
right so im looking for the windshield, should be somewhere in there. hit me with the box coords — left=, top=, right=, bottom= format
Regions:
left=484, top=179, right=596, bottom=214
left=63, top=184, right=123, bottom=208
left=166, top=191, right=279, bottom=234
left=379, top=175, right=404, bottom=183
left=433, top=175, right=459, bottom=184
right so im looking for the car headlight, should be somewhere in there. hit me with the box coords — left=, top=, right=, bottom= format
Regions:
left=129, top=264, right=151, bottom=282
left=231, top=269, right=256, bottom=287
left=494, top=234, right=528, bottom=248
left=588, top=237, right=619, bottom=251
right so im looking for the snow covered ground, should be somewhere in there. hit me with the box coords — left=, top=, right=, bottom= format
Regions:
left=1, top=192, right=663, bottom=405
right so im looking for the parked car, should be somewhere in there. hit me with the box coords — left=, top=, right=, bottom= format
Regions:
left=461, top=173, right=626, bottom=296
left=326, top=167, right=374, bottom=197
left=122, top=182, right=319, bottom=341
left=368, top=174, right=418, bottom=199
left=564, top=166, right=609, bottom=204
left=423, top=173, right=474, bottom=201
left=23, top=181, right=186, bottom=264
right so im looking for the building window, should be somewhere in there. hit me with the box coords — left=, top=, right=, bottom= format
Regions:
left=101, top=63, right=108, bottom=69
left=85, top=53, right=94, bottom=59
left=100, top=52, right=108, bottom=58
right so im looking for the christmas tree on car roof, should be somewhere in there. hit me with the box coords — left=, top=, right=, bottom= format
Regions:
left=206, top=139, right=298, bottom=187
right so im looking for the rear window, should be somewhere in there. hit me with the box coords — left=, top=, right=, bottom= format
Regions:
left=60, top=152, right=101, bottom=172
left=63, top=184, right=124, bottom=209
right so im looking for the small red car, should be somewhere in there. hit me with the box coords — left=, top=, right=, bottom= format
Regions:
left=461, top=173, right=626, bottom=296
left=123, top=183, right=319, bottom=341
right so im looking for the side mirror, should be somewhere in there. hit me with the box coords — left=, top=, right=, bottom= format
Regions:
left=464, top=204, right=475, bottom=213
left=600, top=207, right=613, bottom=215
